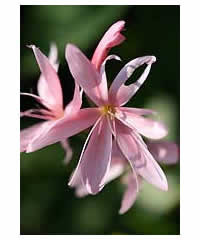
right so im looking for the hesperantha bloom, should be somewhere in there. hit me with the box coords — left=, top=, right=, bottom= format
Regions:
left=64, top=43, right=169, bottom=195
left=22, top=20, right=126, bottom=153
left=71, top=140, right=179, bottom=214
left=20, top=43, right=83, bottom=163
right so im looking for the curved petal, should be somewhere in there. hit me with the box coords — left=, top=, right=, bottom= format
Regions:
left=99, top=54, right=121, bottom=102
left=20, top=122, right=50, bottom=152
left=116, top=109, right=168, bottom=140
left=91, top=20, right=126, bottom=71
left=119, top=174, right=141, bottom=214
left=115, top=120, right=168, bottom=191
left=20, top=92, right=50, bottom=109
left=109, top=56, right=156, bottom=106
left=147, top=141, right=179, bottom=165
left=72, top=117, right=112, bottom=195
left=61, top=139, right=73, bottom=164
left=64, top=84, right=83, bottom=116
left=28, top=45, right=63, bottom=110
left=65, top=44, right=108, bottom=106
left=26, top=108, right=100, bottom=153
left=37, top=43, right=60, bottom=106
left=70, top=140, right=124, bottom=198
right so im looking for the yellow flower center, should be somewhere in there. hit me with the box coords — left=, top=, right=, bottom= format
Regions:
left=99, top=105, right=116, bottom=117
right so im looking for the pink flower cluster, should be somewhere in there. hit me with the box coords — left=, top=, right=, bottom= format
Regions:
left=20, top=21, right=179, bottom=214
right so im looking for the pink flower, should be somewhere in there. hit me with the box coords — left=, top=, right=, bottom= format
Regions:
left=20, top=44, right=83, bottom=163
left=64, top=43, right=168, bottom=195
left=70, top=141, right=179, bottom=214
left=22, top=21, right=126, bottom=153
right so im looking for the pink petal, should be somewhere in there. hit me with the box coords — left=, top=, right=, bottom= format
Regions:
left=64, top=84, right=83, bottom=116
left=20, top=108, right=54, bottom=120
left=61, top=139, right=73, bottom=164
left=111, top=139, right=127, bottom=165
left=65, top=44, right=108, bottom=106
left=37, top=43, right=60, bottom=108
left=20, top=122, right=49, bottom=152
left=47, top=43, right=59, bottom=71
left=91, top=20, right=126, bottom=71
left=115, top=120, right=168, bottom=191
left=116, top=109, right=168, bottom=140
left=70, top=140, right=124, bottom=198
left=29, top=45, right=63, bottom=111
left=109, top=56, right=156, bottom=106
left=71, top=117, right=112, bottom=195
left=69, top=168, right=89, bottom=198
left=26, top=108, right=100, bottom=153
left=118, top=107, right=156, bottom=116
left=20, top=92, right=50, bottom=109
left=99, top=54, right=121, bottom=103
left=147, top=141, right=179, bottom=165
left=119, top=174, right=141, bottom=214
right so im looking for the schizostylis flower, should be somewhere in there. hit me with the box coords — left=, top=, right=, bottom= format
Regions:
left=20, top=44, right=82, bottom=163
left=64, top=43, right=169, bottom=195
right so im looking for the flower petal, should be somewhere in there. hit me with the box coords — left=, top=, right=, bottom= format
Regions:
left=65, top=44, right=108, bottom=106
left=119, top=174, right=141, bottom=214
left=118, top=107, right=156, bottom=116
left=116, top=109, right=168, bottom=140
left=64, top=84, right=83, bottom=116
left=109, top=56, right=156, bottom=106
left=147, top=141, right=179, bottom=165
left=28, top=45, right=63, bottom=110
left=91, top=20, right=126, bottom=71
left=99, top=54, right=121, bottom=103
left=70, top=139, right=124, bottom=198
left=61, top=139, right=73, bottom=164
left=26, top=108, right=100, bottom=152
left=20, top=122, right=49, bottom=152
left=71, top=117, right=112, bottom=195
left=37, top=43, right=60, bottom=107
left=115, top=120, right=168, bottom=191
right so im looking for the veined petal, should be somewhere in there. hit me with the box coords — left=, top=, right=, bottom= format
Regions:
left=109, top=56, right=156, bottom=106
left=70, top=143, right=125, bottom=198
left=65, top=44, right=108, bottom=106
left=119, top=174, right=141, bottom=214
left=28, top=45, right=63, bottom=111
left=81, top=117, right=112, bottom=194
left=91, top=20, right=126, bottom=71
left=72, top=117, right=112, bottom=195
left=26, top=108, right=100, bottom=152
left=147, top=141, right=179, bottom=165
left=64, top=84, right=83, bottom=116
left=20, top=122, right=50, bottom=152
left=118, top=107, right=156, bottom=116
left=116, top=109, right=168, bottom=140
left=37, top=43, right=60, bottom=107
left=115, top=120, right=168, bottom=191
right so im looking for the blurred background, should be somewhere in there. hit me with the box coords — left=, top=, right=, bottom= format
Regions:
left=20, top=5, right=180, bottom=235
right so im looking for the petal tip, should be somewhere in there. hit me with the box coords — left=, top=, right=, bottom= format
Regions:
left=26, top=44, right=36, bottom=50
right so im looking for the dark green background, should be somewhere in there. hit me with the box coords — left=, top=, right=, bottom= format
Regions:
left=20, top=5, right=180, bottom=235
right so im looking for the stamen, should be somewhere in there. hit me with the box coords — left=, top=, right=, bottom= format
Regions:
left=99, top=105, right=116, bottom=117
